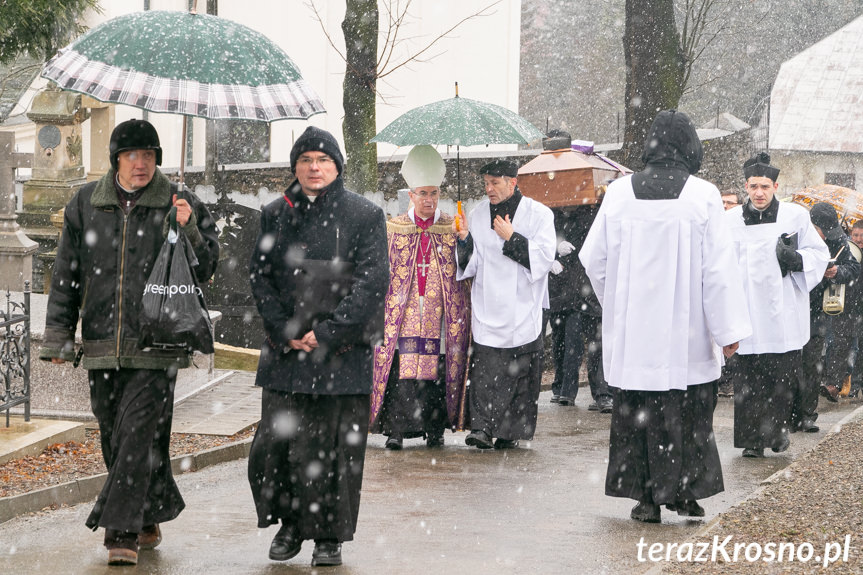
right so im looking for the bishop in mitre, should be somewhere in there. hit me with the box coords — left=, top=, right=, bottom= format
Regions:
left=370, top=146, right=471, bottom=449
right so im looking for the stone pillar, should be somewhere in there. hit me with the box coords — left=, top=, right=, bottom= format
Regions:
left=22, top=86, right=89, bottom=217
left=20, top=86, right=89, bottom=292
left=83, top=96, right=114, bottom=182
left=0, top=133, right=38, bottom=291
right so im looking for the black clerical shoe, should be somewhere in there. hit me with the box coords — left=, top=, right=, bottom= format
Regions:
left=493, top=438, right=518, bottom=449
left=550, top=394, right=561, bottom=404
left=465, top=429, right=494, bottom=449
left=630, top=502, right=661, bottom=523
left=311, top=539, right=342, bottom=567
left=385, top=435, right=403, bottom=450
left=269, top=523, right=302, bottom=561
left=426, top=432, right=445, bottom=448
left=741, top=447, right=764, bottom=458
left=557, top=396, right=575, bottom=406
left=798, top=419, right=820, bottom=433
left=666, top=500, right=705, bottom=517
left=587, top=401, right=599, bottom=411
left=771, top=434, right=790, bottom=453
left=597, top=397, right=613, bottom=414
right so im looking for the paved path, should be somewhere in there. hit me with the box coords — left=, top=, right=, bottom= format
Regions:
left=173, top=370, right=260, bottom=435
left=0, top=391, right=858, bottom=574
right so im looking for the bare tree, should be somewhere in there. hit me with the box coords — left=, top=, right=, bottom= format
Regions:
left=308, top=0, right=499, bottom=194
left=622, top=0, right=684, bottom=170
left=622, top=0, right=730, bottom=169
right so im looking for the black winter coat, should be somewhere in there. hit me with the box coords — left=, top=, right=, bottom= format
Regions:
left=40, top=169, right=220, bottom=370
left=809, top=230, right=860, bottom=316
left=250, top=176, right=389, bottom=395
left=548, top=207, right=601, bottom=316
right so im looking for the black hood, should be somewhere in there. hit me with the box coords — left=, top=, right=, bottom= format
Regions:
left=641, top=109, right=703, bottom=175
left=809, top=202, right=839, bottom=233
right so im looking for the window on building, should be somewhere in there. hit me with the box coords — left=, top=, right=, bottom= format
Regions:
left=825, top=172, right=856, bottom=189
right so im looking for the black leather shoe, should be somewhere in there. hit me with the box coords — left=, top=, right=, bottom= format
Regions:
left=630, top=502, right=661, bottom=523
left=550, top=394, right=561, bottom=404
left=801, top=419, right=820, bottom=433
left=557, top=396, right=575, bottom=406
left=666, top=500, right=705, bottom=517
left=385, top=435, right=403, bottom=450
left=587, top=401, right=599, bottom=411
left=597, top=397, right=613, bottom=413
left=465, top=429, right=493, bottom=449
left=771, top=434, right=790, bottom=453
left=742, top=447, right=764, bottom=458
left=493, top=438, right=518, bottom=449
left=269, top=523, right=302, bottom=561
left=311, top=539, right=342, bottom=567
left=426, top=432, right=444, bottom=447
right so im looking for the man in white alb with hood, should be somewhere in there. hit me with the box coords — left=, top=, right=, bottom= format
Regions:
left=580, top=110, right=752, bottom=523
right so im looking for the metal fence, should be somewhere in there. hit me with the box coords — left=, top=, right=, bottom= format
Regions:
left=1, top=282, right=31, bottom=427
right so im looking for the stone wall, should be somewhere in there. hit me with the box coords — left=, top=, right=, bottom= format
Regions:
left=21, top=131, right=755, bottom=347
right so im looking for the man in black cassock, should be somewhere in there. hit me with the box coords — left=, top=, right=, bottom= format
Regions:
left=248, top=127, right=389, bottom=567
left=40, top=119, right=220, bottom=565
left=726, top=153, right=829, bottom=457
left=453, top=160, right=557, bottom=449
left=580, top=110, right=751, bottom=523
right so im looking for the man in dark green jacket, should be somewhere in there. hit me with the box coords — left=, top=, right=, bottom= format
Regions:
left=40, top=119, right=219, bottom=565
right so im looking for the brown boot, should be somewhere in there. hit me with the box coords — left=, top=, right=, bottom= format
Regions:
left=105, top=530, right=138, bottom=566
left=138, top=524, right=162, bottom=550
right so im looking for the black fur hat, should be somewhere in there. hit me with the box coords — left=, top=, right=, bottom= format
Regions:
left=109, top=119, right=162, bottom=170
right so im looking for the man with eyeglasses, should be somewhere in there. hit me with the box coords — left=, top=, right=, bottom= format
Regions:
left=370, top=145, right=471, bottom=450
left=721, top=191, right=742, bottom=210
left=248, top=126, right=389, bottom=567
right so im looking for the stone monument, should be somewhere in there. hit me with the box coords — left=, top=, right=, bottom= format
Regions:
left=0, top=132, right=37, bottom=291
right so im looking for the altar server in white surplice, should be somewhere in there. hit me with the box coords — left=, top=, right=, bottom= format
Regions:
left=453, top=160, right=556, bottom=450
left=725, top=152, right=829, bottom=458
left=579, top=110, right=752, bottom=524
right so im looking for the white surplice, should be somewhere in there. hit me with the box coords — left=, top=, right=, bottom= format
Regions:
left=457, top=195, right=556, bottom=348
left=579, top=175, right=752, bottom=392
left=724, top=201, right=829, bottom=355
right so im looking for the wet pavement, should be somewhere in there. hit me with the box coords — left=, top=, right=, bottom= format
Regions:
left=0, top=390, right=858, bottom=574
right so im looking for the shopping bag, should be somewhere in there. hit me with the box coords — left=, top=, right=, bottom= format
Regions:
left=139, top=210, right=214, bottom=354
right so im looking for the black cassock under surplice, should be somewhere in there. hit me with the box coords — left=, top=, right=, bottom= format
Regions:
left=605, top=382, right=723, bottom=505
left=733, top=350, right=798, bottom=449
left=467, top=337, right=544, bottom=441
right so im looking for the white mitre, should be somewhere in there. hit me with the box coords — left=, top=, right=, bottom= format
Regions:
left=401, top=145, right=445, bottom=189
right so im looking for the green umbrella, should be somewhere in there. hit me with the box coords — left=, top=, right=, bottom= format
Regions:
left=41, top=8, right=325, bottom=187
left=370, top=84, right=543, bottom=204
left=370, top=93, right=543, bottom=147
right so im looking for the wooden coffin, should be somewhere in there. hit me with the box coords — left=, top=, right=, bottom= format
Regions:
left=517, top=148, right=627, bottom=208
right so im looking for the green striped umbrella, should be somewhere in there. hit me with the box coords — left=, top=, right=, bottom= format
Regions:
left=41, top=9, right=324, bottom=187
left=42, top=10, right=324, bottom=122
